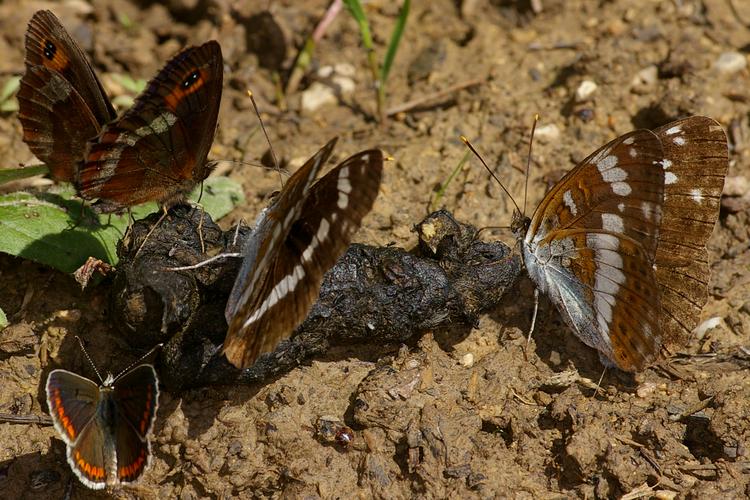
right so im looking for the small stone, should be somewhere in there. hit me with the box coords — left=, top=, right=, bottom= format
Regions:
left=636, top=381, right=657, bottom=398
left=631, top=65, right=658, bottom=94
left=575, top=80, right=598, bottom=102
left=634, top=65, right=658, bottom=86
left=535, top=124, right=561, bottom=144
left=301, top=83, right=336, bottom=112
left=714, top=52, right=747, bottom=74
left=461, top=352, right=474, bottom=368
left=692, top=316, right=723, bottom=340
left=300, top=65, right=356, bottom=112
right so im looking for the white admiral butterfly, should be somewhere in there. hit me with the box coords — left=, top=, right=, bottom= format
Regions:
left=477, top=116, right=728, bottom=371
left=223, top=137, right=384, bottom=368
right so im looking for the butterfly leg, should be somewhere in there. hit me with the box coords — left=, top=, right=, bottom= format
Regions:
left=134, top=206, right=169, bottom=258
left=525, top=287, right=540, bottom=359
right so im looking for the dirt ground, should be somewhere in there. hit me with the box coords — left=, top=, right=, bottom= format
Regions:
left=1, top=0, right=750, bottom=498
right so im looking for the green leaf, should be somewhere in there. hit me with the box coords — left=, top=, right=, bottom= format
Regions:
left=0, top=165, right=50, bottom=185
left=110, top=73, right=147, bottom=94
left=380, top=0, right=410, bottom=85
left=0, top=308, right=7, bottom=330
left=0, top=76, right=20, bottom=103
left=0, top=176, right=244, bottom=274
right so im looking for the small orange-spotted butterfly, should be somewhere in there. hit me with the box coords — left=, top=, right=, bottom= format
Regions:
left=474, top=116, right=728, bottom=371
left=46, top=352, right=159, bottom=489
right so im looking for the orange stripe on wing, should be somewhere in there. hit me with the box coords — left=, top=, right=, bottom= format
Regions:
left=74, top=450, right=106, bottom=481
left=118, top=448, right=147, bottom=480
left=51, top=388, right=77, bottom=440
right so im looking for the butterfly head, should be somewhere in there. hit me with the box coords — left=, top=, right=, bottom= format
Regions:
left=510, top=208, right=530, bottom=240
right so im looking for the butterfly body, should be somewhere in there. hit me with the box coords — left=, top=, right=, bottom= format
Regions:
left=223, top=138, right=384, bottom=368
left=515, top=116, right=727, bottom=371
left=46, top=365, right=159, bottom=489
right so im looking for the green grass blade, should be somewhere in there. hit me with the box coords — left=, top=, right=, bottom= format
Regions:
left=429, top=150, right=470, bottom=212
left=343, top=0, right=374, bottom=49
left=0, top=307, right=7, bottom=330
left=380, top=0, right=410, bottom=85
left=0, top=165, right=50, bottom=185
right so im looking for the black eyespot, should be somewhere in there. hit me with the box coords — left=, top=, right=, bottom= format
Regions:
left=182, top=71, right=200, bottom=89
left=43, top=41, right=57, bottom=60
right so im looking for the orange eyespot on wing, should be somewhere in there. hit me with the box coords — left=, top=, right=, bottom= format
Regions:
left=165, top=68, right=209, bottom=110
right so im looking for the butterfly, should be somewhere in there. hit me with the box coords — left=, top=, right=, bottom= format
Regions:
left=223, top=137, right=384, bottom=368
left=46, top=363, right=159, bottom=489
left=504, top=116, right=728, bottom=371
left=17, top=10, right=223, bottom=213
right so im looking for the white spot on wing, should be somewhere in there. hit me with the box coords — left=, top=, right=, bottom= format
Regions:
left=665, top=125, right=682, bottom=135
left=612, top=181, right=632, bottom=196
left=691, top=188, right=703, bottom=204
left=673, top=136, right=686, bottom=146
left=665, top=172, right=678, bottom=185
left=596, top=154, right=619, bottom=172
left=623, top=137, right=635, bottom=145
left=602, top=213, right=624, bottom=233
left=563, top=190, right=578, bottom=215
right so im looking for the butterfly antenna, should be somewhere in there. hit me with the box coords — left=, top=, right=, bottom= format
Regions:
left=112, top=343, right=164, bottom=382
left=74, top=336, right=104, bottom=384
left=523, top=114, right=540, bottom=217
left=247, top=90, right=283, bottom=188
left=460, top=136, right=521, bottom=214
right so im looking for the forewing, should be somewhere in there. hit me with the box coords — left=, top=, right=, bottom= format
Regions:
left=78, top=41, right=223, bottom=212
left=23, top=10, right=116, bottom=126
left=224, top=138, right=337, bottom=322
left=46, top=369, right=100, bottom=445
left=18, top=10, right=114, bottom=181
left=113, top=365, right=159, bottom=439
left=528, top=130, right=665, bottom=259
left=224, top=145, right=384, bottom=368
left=652, top=116, right=728, bottom=351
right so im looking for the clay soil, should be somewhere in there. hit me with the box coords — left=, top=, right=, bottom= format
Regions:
left=1, top=0, right=750, bottom=498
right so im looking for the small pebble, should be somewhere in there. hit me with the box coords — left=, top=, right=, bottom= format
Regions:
left=692, top=316, right=723, bottom=340
left=636, top=381, right=657, bottom=398
left=634, top=65, right=658, bottom=86
left=575, top=80, right=598, bottom=102
left=461, top=352, right=474, bottom=368
left=714, top=52, right=747, bottom=74
left=535, top=124, right=561, bottom=143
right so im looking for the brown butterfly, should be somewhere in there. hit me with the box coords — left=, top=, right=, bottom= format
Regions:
left=223, top=138, right=384, bottom=368
left=17, top=10, right=223, bottom=213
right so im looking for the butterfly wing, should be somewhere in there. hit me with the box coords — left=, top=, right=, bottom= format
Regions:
left=18, top=10, right=115, bottom=182
left=78, top=41, right=223, bottom=212
left=112, top=365, right=159, bottom=484
left=224, top=141, right=384, bottom=368
left=67, top=410, right=110, bottom=489
left=652, top=116, right=728, bottom=352
left=523, top=131, right=666, bottom=371
left=46, top=369, right=101, bottom=445
left=46, top=369, right=110, bottom=489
